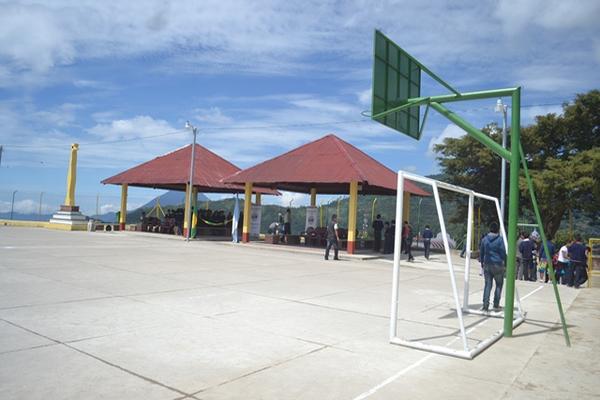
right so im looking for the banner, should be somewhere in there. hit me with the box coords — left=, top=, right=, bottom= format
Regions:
left=305, top=206, right=318, bottom=231
left=250, top=205, right=262, bottom=235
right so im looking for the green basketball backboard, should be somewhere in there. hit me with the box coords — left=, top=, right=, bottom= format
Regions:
left=372, top=30, right=421, bottom=139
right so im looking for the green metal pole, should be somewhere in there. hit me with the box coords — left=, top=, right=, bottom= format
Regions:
left=414, top=88, right=517, bottom=105
left=519, top=144, right=571, bottom=346
left=430, top=103, right=511, bottom=160
left=503, top=88, right=521, bottom=337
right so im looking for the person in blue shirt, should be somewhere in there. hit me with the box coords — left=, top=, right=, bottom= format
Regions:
left=479, top=222, right=506, bottom=312
left=422, top=225, right=433, bottom=260
left=538, top=238, right=556, bottom=283
left=568, top=233, right=588, bottom=288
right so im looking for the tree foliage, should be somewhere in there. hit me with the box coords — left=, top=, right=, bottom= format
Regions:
left=434, top=90, right=600, bottom=239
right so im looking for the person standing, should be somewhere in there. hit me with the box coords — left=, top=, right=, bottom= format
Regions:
left=516, top=232, right=525, bottom=280
left=383, top=222, right=392, bottom=254
left=557, top=241, right=570, bottom=285
left=325, top=214, right=340, bottom=261
left=539, top=237, right=555, bottom=283
left=479, top=222, right=506, bottom=312
left=568, top=234, right=587, bottom=288
left=519, top=232, right=534, bottom=281
left=422, top=225, right=433, bottom=260
left=401, top=221, right=409, bottom=254
left=404, top=221, right=414, bottom=262
left=372, top=214, right=384, bottom=252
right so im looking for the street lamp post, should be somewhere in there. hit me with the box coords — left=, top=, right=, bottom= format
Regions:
left=495, top=99, right=508, bottom=220
left=10, top=190, right=17, bottom=220
left=185, top=121, right=198, bottom=242
left=39, top=192, right=44, bottom=217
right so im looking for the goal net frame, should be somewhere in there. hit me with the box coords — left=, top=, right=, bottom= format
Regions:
left=390, top=170, right=525, bottom=359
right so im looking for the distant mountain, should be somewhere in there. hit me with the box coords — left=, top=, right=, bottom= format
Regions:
left=140, top=190, right=209, bottom=209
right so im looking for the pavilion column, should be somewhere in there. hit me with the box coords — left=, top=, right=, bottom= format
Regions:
left=119, top=184, right=128, bottom=231
left=402, top=192, right=411, bottom=223
left=183, top=183, right=191, bottom=237
left=242, top=182, right=253, bottom=242
left=192, top=187, right=198, bottom=237
left=255, top=193, right=261, bottom=206
left=310, top=188, right=317, bottom=207
left=347, top=181, right=359, bottom=254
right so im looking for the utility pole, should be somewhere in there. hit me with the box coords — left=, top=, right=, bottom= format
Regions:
left=10, top=190, right=17, bottom=220
left=0, top=145, right=3, bottom=168
left=39, top=192, right=44, bottom=217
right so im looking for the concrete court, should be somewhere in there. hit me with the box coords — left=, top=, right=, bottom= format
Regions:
left=0, top=227, right=598, bottom=400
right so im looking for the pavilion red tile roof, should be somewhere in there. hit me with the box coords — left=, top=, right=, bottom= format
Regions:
left=101, top=144, right=277, bottom=195
left=223, top=134, right=430, bottom=196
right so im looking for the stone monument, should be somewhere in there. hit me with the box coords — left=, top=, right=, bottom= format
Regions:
left=49, top=143, right=87, bottom=230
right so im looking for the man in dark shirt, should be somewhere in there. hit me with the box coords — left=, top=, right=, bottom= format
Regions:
left=325, top=214, right=340, bottom=261
left=372, top=214, right=384, bottom=252
left=518, top=232, right=535, bottom=281
left=568, top=234, right=587, bottom=288
left=422, top=225, right=433, bottom=260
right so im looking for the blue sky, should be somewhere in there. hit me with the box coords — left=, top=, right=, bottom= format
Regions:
left=1, top=0, right=599, bottom=215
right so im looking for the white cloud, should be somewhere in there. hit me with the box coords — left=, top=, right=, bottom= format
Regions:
left=193, top=107, right=233, bottom=126
left=100, top=204, right=118, bottom=214
left=0, top=199, right=54, bottom=214
left=357, top=89, right=371, bottom=106
left=427, top=124, right=467, bottom=156
left=88, top=115, right=177, bottom=141
left=278, top=191, right=309, bottom=207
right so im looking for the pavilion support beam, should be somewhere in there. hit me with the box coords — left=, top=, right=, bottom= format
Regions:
left=255, top=193, right=261, bottom=206
left=191, top=187, right=198, bottom=238
left=183, top=183, right=191, bottom=237
left=402, top=192, right=411, bottom=223
left=119, top=184, right=128, bottom=231
left=310, top=188, right=317, bottom=207
left=242, top=182, right=253, bottom=243
left=347, top=181, right=359, bottom=254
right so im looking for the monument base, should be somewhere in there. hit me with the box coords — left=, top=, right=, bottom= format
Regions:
left=48, top=208, right=88, bottom=231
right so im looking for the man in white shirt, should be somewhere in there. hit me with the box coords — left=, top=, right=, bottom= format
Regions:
left=557, top=241, right=570, bottom=285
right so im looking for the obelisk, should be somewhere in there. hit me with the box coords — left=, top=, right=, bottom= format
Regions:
left=49, top=143, right=88, bottom=230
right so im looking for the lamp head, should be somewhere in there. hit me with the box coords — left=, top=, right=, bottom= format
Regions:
left=494, top=99, right=504, bottom=113
left=185, top=121, right=191, bottom=130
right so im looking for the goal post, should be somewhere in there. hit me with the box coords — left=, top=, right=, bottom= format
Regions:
left=390, top=170, right=525, bottom=359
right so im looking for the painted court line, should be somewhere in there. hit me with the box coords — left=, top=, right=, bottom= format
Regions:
left=351, top=284, right=543, bottom=400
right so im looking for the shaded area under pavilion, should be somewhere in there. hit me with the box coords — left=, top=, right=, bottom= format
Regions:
left=224, top=134, right=430, bottom=254
left=101, top=144, right=277, bottom=235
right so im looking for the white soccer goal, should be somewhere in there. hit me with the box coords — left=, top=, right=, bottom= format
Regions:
left=390, top=171, right=525, bottom=359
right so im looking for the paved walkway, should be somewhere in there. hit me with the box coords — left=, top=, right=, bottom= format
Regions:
left=1, top=227, right=598, bottom=399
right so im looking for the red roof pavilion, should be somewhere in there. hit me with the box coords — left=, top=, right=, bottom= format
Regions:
left=102, top=144, right=276, bottom=194
left=223, top=134, right=430, bottom=196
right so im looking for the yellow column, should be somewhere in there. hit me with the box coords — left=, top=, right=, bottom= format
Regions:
left=64, top=143, right=79, bottom=207
left=347, top=181, right=359, bottom=254
left=119, top=183, right=128, bottom=230
left=192, top=187, right=198, bottom=210
left=310, top=188, right=317, bottom=207
left=183, top=183, right=191, bottom=236
left=242, top=182, right=253, bottom=242
left=402, top=192, right=411, bottom=222
left=255, top=193, right=261, bottom=206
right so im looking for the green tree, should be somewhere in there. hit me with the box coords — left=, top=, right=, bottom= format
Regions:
left=434, top=90, right=600, bottom=238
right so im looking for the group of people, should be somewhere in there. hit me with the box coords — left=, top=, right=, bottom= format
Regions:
left=517, top=231, right=590, bottom=288
left=480, top=225, right=591, bottom=313
left=371, top=215, right=434, bottom=261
